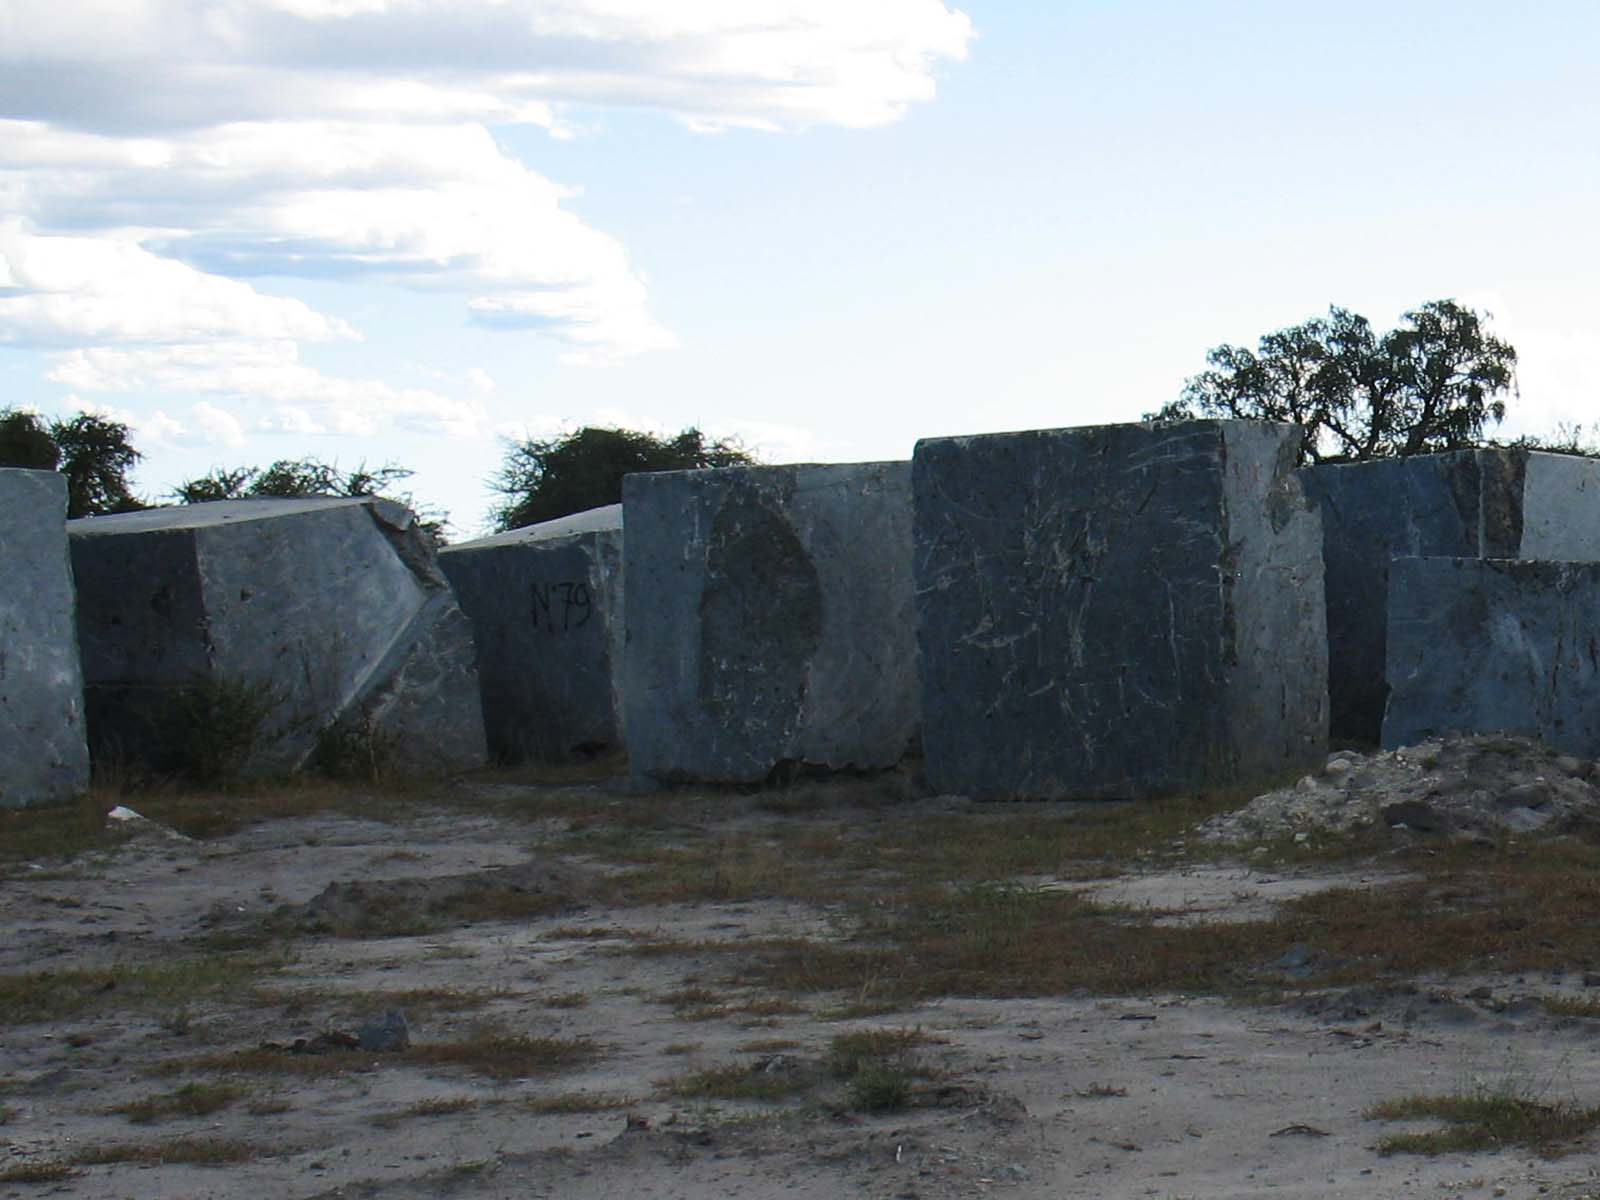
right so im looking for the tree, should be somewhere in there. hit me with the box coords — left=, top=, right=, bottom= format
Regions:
left=0, top=408, right=145, bottom=517
left=174, top=457, right=448, bottom=544
left=491, top=425, right=756, bottom=531
left=1149, top=300, right=1518, bottom=464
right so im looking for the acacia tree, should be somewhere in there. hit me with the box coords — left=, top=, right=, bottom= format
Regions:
left=1150, top=300, right=1518, bottom=463
left=491, top=425, right=755, bottom=531
left=0, top=408, right=144, bottom=516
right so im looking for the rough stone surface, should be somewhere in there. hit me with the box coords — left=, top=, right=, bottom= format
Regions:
left=913, top=419, right=1327, bottom=800
left=1299, top=449, right=1600, bottom=744
left=1196, top=734, right=1600, bottom=846
left=440, top=505, right=624, bottom=763
left=69, top=497, right=487, bottom=776
left=621, top=463, right=918, bottom=783
left=0, top=469, right=90, bottom=807
left=1382, top=556, right=1600, bottom=756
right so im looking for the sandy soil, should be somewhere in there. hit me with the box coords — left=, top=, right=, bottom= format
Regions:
left=5, top=785, right=1600, bottom=1200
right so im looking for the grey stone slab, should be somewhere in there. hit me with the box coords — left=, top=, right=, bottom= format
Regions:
left=440, top=505, right=624, bottom=763
left=1383, top=556, right=1600, bottom=756
left=69, top=498, right=487, bottom=776
left=1301, top=449, right=1600, bottom=744
left=0, top=469, right=90, bottom=807
left=621, top=463, right=918, bottom=783
left=913, top=419, right=1327, bottom=800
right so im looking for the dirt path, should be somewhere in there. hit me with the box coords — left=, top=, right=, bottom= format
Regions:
left=5, top=779, right=1600, bottom=1199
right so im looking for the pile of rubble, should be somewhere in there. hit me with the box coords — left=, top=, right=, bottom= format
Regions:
left=1197, top=734, right=1600, bottom=846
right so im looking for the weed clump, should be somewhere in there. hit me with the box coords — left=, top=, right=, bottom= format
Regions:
left=167, top=675, right=277, bottom=784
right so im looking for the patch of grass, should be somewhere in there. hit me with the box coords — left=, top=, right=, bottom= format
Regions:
left=0, top=1102, right=16, bottom=1125
left=164, top=674, right=279, bottom=786
left=1076, top=1082, right=1128, bottom=1098
left=827, top=1028, right=936, bottom=1114
left=0, top=1162, right=76, bottom=1184
left=72, top=1136, right=261, bottom=1166
left=740, top=1039, right=802, bottom=1053
left=406, top=1030, right=600, bottom=1082
left=112, top=1082, right=245, bottom=1125
left=540, top=992, right=589, bottom=1009
left=658, top=1062, right=813, bottom=1103
left=0, top=791, right=117, bottom=874
left=1367, top=1090, right=1600, bottom=1156
left=371, top=1096, right=478, bottom=1127
left=176, top=1029, right=598, bottom=1083
left=661, top=1042, right=701, bottom=1056
left=0, top=955, right=279, bottom=1025
left=1539, top=995, right=1600, bottom=1020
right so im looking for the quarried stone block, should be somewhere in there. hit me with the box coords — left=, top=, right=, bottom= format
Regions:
left=621, top=463, right=918, bottom=783
left=69, top=498, right=487, bottom=776
left=913, top=419, right=1327, bottom=799
left=0, top=469, right=90, bottom=807
left=440, top=504, right=624, bottom=763
left=1301, top=449, right=1600, bottom=744
left=1384, top=557, right=1600, bottom=755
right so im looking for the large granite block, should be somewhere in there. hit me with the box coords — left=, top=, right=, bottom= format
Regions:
left=69, top=498, right=487, bottom=776
left=622, top=462, right=918, bottom=783
left=440, top=504, right=624, bottom=763
left=1301, top=449, right=1600, bottom=744
left=914, top=419, right=1327, bottom=800
left=0, top=469, right=90, bottom=807
left=1383, top=557, right=1600, bottom=755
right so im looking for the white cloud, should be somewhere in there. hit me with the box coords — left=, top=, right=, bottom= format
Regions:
left=1, top=1, right=971, bottom=432
left=0, top=221, right=352, bottom=346
left=466, top=367, right=496, bottom=394
left=48, top=340, right=486, bottom=440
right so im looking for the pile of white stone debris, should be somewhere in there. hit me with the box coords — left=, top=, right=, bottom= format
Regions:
left=1197, top=734, right=1600, bottom=847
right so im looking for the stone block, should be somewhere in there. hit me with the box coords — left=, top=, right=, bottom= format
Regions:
left=69, top=498, right=487, bottom=776
left=1383, top=556, right=1600, bottom=755
left=0, top=469, right=90, bottom=807
left=1301, top=449, right=1600, bottom=744
left=440, top=504, right=624, bottom=763
left=913, top=419, right=1327, bottom=800
left=621, top=463, right=918, bottom=783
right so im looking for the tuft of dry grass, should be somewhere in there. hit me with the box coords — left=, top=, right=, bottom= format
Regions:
left=523, top=1092, right=638, bottom=1114
left=0, top=1162, right=77, bottom=1183
left=370, top=1096, right=478, bottom=1127
left=1367, top=1090, right=1600, bottom=1156
left=112, top=1082, right=245, bottom=1125
left=405, top=1030, right=600, bottom=1081
left=72, top=1136, right=262, bottom=1166
left=658, top=1062, right=814, bottom=1103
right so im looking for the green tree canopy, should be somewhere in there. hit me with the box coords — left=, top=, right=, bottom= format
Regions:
left=0, top=408, right=144, bottom=517
left=491, top=425, right=756, bottom=531
left=1150, top=300, right=1518, bottom=464
left=174, top=457, right=446, bottom=544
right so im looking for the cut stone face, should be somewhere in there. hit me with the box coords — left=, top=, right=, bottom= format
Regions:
left=1300, top=449, right=1600, bottom=744
left=0, top=469, right=90, bottom=807
left=1384, top=556, right=1600, bottom=756
left=69, top=498, right=487, bottom=776
left=913, top=420, right=1328, bottom=800
left=621, top=462, right=918, bottom=783
left=440, top=504, right=624, bottom=763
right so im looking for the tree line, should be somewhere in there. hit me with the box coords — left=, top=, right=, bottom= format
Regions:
left=0, top=297, right=1566, bottom=536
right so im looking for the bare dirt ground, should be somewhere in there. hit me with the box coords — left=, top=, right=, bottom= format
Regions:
left=7, top=754, right=1600, bottom=1199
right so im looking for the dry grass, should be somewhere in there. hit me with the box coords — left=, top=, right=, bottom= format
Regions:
left=112, top=1082, right=246, bottom=1124
left=523, top=1092, right=638, bottom=1114
left=176, top=1029, right=599, bottom=1083
left=0, top=1162, right=77, bottom=1183
left=0, top=955, right=277, bottom=1025
left=1367, top=1090, right=1600, bottom=1156
left=72, top=1135, right=262, bottom=1166
left=658, top=1062, right=814, bottom=1103
left=370, top=1096, right=478, bottom=1127
left=253, top=985, right=503, bottom=1017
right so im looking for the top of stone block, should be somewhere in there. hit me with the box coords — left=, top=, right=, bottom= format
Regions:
left=912, top=417, right=1299, bottom=453
left=624, top=459, right=907, bottom=489
left=66, top=496, right=372, bottom=537
left=444, top=503, right=622, bottom=553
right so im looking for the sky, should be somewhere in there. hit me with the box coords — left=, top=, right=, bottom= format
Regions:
left=3, top=1, right=1598, bottom=538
